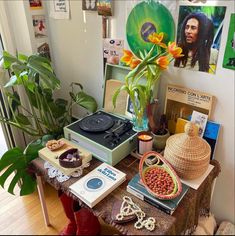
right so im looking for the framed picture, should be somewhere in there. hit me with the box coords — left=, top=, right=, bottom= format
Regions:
left=103, top=38, right=124, bottom=64
left=125, top=95, right=134, bottom=118
left=37, top=42, right=51, bottom=60
left=97, top=0, right=112, bottom=16
left=174, top=5, right=226, bottom=74
left=29, top=0, right=43, bottom=9
left=82, top=0, right=97, bottom=11
left=32, top=15, right=47, bottom=38
left=222, top=14, right=235, bottom=70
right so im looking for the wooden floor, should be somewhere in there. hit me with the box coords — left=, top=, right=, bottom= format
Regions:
left=0, top=180, right=67, bottom=235
left=0, top=175, right=120, bottom=235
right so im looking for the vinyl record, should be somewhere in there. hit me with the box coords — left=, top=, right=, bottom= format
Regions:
left=126, top=1, right=175, bottom=58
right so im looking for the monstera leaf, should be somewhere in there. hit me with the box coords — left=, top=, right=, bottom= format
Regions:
left=0, top=135, right=53, bottom=196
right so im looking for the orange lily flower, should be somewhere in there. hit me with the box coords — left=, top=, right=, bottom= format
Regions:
left=120, top=49, right=134, bottom=65
left=130, top=58, right=141, bottom=69
left=156, top=56, right=170, bottom=70
left=148, top=32, right=167, bottom=48
left=168, top=42, right=184, bottom=58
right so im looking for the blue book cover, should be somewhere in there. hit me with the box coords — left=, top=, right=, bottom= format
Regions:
left=189, top=115, right=221, bottom=160
left=127, top=174, right=189, bottom=214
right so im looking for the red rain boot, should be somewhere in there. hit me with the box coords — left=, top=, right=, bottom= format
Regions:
left=73, top=205, right=101, bottom=235
left=59, top=191, right=81, bottom=235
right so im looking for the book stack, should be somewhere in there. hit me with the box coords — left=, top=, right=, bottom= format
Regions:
left=127, top=174, right=189, bottom=215
left=69, top=163, right=126, bottom=208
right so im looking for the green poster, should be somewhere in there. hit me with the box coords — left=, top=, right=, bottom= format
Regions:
left=223, top=14, right=235, bottom=70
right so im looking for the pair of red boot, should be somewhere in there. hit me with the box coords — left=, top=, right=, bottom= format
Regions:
left=59, top=191, right=101, bottom=235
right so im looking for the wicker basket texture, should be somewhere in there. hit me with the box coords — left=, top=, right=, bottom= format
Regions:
left=164, top=122, right=211, bottom=180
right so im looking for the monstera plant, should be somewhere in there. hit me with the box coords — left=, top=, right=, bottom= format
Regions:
left=0, top=51, right=97, bottom=195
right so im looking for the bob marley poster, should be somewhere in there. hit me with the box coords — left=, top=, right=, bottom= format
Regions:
left=223, top=14, right=235, bottom=71
left=175, top=5, right=226, bottom=74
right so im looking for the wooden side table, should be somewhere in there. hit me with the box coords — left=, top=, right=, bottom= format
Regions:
left=30, top=156, right=220, bottom=235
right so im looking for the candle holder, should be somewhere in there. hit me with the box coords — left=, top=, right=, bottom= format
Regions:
left=137, top=131, right=153, bottom=155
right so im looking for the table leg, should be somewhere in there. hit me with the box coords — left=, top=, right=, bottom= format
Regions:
left=36, top=175, right=50, bottom=226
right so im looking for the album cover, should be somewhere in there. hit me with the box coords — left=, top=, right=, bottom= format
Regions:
left=164, top=84, right=214, bottom=134
left=69, top=163, right=126, bottom=208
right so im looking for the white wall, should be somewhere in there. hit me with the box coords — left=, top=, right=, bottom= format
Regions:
left=4, top=0, right=234, bottom=223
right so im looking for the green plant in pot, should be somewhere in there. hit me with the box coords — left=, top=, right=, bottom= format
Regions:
left=112, top=32, right=183, bottom=132
left=0, top=51, right=97, bottom=196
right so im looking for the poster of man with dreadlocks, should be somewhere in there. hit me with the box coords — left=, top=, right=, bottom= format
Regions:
left=174, top=5, right=226, bottom=74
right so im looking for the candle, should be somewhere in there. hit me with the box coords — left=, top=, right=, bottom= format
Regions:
left=137, top=131, right=153, bottom=155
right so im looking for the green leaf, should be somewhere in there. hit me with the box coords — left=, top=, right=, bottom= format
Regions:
left=15, top=113, right=31, bottom=126
left=0, top=148, right=24, bottom=172
left=2, top=51, right=21, bottom=69
left=4, top=75, right=18, bottom=88
left=73, top=91, right=97, bottom=113
left=112, top=85, right=128, bottom=108
left=11, top=63, right=27, bottom=77
left=20, top=173, right=36, bottom=196
left=0, top=161, right=24, bottom=188
left=6, top=91, right=21, bottom=111
left=24, top=139, right=44, bottom=159
left=7, top=171, right=23, bottom=194
left=0, top=139, right=44, bottom=195
left=17, top=53, right=28, bottom=63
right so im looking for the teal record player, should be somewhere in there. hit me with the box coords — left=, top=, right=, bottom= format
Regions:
left=64, top=64, right=137, bottom=166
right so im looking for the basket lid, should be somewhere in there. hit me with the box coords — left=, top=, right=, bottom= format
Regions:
left=165, top=122, right=211, bottom=161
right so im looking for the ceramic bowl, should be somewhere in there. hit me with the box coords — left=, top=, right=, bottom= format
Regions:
left=59, top=148, right=82, bottom=168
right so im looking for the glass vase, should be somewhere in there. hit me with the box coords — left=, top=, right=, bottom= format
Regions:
left=132, top=109, right=149, bottom=132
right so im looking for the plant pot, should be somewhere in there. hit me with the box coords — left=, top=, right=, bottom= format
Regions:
left=152, top=129, right=170, bottom=150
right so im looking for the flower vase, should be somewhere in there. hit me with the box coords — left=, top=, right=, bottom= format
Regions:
left=132, top=109, right=149, bottom=132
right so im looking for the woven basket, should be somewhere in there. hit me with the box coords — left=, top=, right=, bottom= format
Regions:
left=139, top=151, right=182, bottom=200
left=164, top=122, right=211, bottom=180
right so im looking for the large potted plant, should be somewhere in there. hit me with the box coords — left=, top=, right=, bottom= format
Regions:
left=0, top=51, right=97, bottom=195
left=112, top=32, right=183, bottom=132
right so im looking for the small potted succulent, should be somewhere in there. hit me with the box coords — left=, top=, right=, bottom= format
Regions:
left=151, top=114, right=170, bottom=151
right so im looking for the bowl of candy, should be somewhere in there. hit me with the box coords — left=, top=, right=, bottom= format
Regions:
left=59, top=148, right=82, bottom=168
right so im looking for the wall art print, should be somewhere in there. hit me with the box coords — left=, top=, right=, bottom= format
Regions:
left=82, top=0, right=97, bottom=11
left=222, top=13, right=235, bottom=71
left=174, top=5, right=226, bottom=74
left=29, top=0, right=43, bottom=9
left=32, top=15, right=47, bottom=38
left=97, top=0, right=112, bottom=16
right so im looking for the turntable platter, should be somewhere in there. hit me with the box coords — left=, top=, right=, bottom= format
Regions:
left=79, top=113, right=114, bottom=132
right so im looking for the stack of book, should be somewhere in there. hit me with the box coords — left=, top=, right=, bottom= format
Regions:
left=127, top=174, right=189, bottom=215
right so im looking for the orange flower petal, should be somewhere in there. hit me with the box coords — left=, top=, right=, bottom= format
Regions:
left=148, top=32, right=164, bottom=45
left=168, top=42, right=184, bottom=58
left=156, top=56, right=170, bottom=70
left=120, top=50, right=134, bottom=65
left=130, top=58, right=141, bottom=69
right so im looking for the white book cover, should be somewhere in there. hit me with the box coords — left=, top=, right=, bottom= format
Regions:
left=191, top=110, right=208, bottom=137
left=69, top=163, right=126, bottom=208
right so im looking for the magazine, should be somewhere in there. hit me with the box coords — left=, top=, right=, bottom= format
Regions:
left=69, top=163, right=126, bottom=208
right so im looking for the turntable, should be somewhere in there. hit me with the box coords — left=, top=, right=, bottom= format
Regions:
left=64, top=111, right=137, bottom=166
